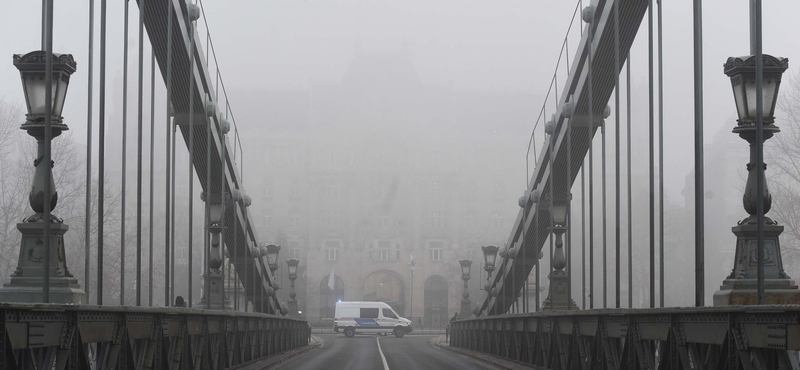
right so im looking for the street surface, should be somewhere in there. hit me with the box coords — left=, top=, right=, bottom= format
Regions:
left=276, top=334, right=497, bottom=370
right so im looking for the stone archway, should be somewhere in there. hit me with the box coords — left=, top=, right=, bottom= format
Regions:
left=319, top=274, right=344, bottom=319
left=363, top=270, right=405, bottom=316
left=424, top=275, right=449, bottom=329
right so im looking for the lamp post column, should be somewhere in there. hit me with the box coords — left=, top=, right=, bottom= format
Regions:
left=286, top=258, right=300, bottom=317
left=0, top=51, right=84, bottom=304
left=459, top=260, right=472, bottom=317
left=714, top=54, right=800, bottom=306
left=543, top=193, right=577, bottom=311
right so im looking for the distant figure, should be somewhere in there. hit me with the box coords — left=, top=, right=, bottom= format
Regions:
left=175, top=296, right=186, bottom=307
left=446, top=312, right=458, bottom=341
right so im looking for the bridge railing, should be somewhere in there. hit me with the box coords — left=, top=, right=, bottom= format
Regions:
left=450, top=305, right=800, bottom=369
left=0, top=303, right=310, bottom=370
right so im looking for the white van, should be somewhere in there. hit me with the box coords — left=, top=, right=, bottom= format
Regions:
left=334, top=301, right=413, bottom=338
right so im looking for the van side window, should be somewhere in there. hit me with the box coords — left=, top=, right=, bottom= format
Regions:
left=360, top=308, right=379, bottom=318
left=382, top=308, right=398, bottom=319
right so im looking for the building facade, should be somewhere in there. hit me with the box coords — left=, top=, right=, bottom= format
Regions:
left=234, top=47, right=536, bottom=326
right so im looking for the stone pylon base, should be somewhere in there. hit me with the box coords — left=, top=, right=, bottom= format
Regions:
left=460, top=299, right=472, bottom=317
left=288, top=299, right=300, bottom=317
left=542, top=271, right=578, bottom=311
left=714, top=223, right=800, bottom=306
left=0, top=221, right=85, bottom=304
left=196, top=271, right=230, bottom=310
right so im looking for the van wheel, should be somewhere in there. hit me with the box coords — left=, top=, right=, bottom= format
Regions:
left=344, top=327, right=355, bottom=338
left=393, top=328, right=405, bottom=338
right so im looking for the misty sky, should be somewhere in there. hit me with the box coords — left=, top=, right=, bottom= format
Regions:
left=0, top=0, right=798, bottom=201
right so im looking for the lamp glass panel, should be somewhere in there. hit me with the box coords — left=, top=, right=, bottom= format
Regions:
left=287, top=263, right=297, bottom=276
left=53, top=74, right=70, bottom=117
left=487, top=248, right=497, bottom=267
left=552, top=204, right=567, bottom=225
left=744, top=75, right=779, bottom=120
left=23, top=74, right=52, bottom=116
left=763, top=79, right=779, bottom=118
left=731, top=75, right=748, bottom=121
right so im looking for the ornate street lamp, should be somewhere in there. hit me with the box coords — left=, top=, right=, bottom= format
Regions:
left=0, top=51, right=85, bottom=304
left=481, top=245, right=499, bottom=292
left=714, top=54, right=800, bottom=306
left=459, top=260, right=472, bottom=317
left=286, top=258, right=301, bottom=317
left=266, top=244, right=281, bottom=274
left=543, top=193, right=577, bottom=311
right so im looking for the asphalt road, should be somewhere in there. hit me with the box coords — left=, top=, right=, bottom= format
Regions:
left=275, top=334, right=497, bottom=370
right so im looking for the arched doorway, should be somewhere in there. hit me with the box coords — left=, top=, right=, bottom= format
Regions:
left=363, top=271, right=405, bottom=316
left=424, top=275, right=448, bottom=329
left=319, top=275, right=344, bottom=320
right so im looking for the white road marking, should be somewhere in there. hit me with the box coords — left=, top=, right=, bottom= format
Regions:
left=376, top=336, right=390, bottom=370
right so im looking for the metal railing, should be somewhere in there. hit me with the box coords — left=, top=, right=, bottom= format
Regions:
left=0, top=303, right=310, bottom=370
left=450, top=305, right=800, bottom=369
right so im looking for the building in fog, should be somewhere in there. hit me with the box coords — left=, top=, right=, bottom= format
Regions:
left=235, top=46, right=536, bottom=326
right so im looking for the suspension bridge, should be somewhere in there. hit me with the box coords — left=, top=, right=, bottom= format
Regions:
left=1, top=0, right=798, bottom=369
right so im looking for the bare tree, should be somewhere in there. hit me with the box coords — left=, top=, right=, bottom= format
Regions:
left=767, top=70, right=800, bottom=275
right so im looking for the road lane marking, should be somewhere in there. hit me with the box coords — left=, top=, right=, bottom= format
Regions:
left=376, top=337, right=390, bottom=370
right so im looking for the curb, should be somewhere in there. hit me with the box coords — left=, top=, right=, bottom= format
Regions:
left=433, top=336, right=544, bottom=370
left=234, top=336, right=323, bottom=369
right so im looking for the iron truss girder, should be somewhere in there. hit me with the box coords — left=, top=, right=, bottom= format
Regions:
left=136, top=0, right=277, bottom=311
left=450, top=305, right=800, bottom=370
left=0, top=303, right=310, bottom=370
left=480, top=0, right=649, bottom=315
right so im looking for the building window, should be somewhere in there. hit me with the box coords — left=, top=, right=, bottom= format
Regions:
left=430, top=247, right=442, bottom=261
left=431, top=212, right=448, bottom=228
left=326, top=247, right=338, bottom=261
left=431, top=183, right=443, bottom=199
left=290, top=185, right=301, bottom=199
left=429, top=241, right=444, bottom=261
left=378, top=216, right=390, bottom=228
left=493, top=215, right=503, bottom=228
left=262, top=185, right=273, bottom=200
left=378, top=240, right=391, bottom=261
left=325, top=241, right=340, bottom=261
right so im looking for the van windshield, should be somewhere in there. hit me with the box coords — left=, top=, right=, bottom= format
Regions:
left=382, top=308, right=398, bottom=319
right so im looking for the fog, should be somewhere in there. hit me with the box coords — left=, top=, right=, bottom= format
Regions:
left=0, top=0, right=799, bottom=313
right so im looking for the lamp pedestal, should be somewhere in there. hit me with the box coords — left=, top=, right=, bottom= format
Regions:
left=714, top=224, right=800, bottom=306
left=196, top=270, right=231, bottom=310
left=460, top=278, right=472, bottom=317
left=714, top=122, right=800, bottom=306
left=0, top=93, right=84, bottom=304
left=0, top=221, right=85, bottom=304
left=542, top=227, right=577, bottom=311
left=542, top=271, right=578, bottom=311
left=288, top=278, right=300, bottom=317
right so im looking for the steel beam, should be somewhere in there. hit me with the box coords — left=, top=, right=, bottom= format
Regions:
left=135, top=0, right=278, bottom=312
left=481, top=0, right=649, bottom=316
